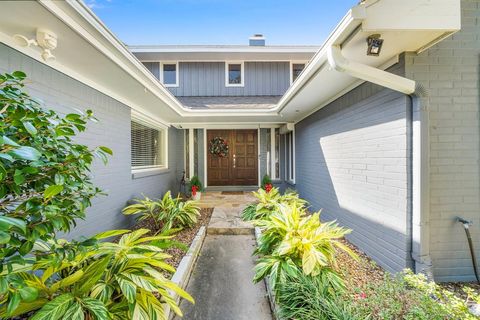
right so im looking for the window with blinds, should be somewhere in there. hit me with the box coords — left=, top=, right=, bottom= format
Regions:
left=131, top=120, right=166, bottom=169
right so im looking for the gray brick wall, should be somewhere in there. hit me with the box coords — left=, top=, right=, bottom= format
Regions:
left=295, top=62, right=411, bottom=273
left=405, top=0, right=480, bottom=282
left=0, top=44, right=183, bottom=239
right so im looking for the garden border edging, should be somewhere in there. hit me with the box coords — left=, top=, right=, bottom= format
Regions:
left=254, top=227, right=283, bottom=320
left=165, top=225, right=206, bottom=319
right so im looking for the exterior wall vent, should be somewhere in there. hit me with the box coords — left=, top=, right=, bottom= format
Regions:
left=249, top=34, right=265, bottom=46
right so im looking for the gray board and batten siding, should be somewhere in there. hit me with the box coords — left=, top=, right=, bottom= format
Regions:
left=143, top=61, right=291, bottom=97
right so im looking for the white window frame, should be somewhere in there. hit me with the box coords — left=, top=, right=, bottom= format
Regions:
left=225, top=61, right=244, bottom=87
left=270, top=128, right=280, bottom=180
left=290, top=61, right=307, bottom=85
left=131, top=112, right=169, bottom=177
left=160, top=61, right=179, bottom=87
left=284, top=130, right=296, bottom=184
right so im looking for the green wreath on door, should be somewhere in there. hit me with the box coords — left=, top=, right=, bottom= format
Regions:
left=209, top=137, right=229, bottom=158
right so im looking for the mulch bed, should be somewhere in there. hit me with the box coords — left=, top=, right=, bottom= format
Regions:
left=164, top=207, right=213, bottom=269
left=336, top=239, right=385, bottom=288
left=130, top=207, right=214, bottom=271
left=335, top=239, right=480, bottom=298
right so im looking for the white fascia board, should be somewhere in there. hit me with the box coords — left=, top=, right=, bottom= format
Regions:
left=129, top=46, right=319, bottom=53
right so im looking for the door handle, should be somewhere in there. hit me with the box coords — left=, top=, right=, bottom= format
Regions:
left=233, top=154, right=236, bottom=168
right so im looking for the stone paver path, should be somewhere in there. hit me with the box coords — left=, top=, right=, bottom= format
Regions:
left=176, top=191, right=272, bottom=320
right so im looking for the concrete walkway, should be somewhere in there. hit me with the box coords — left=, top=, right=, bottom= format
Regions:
left=176, top=192, right=272, bottom=320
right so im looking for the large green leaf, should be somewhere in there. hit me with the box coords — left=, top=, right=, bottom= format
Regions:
left=9, top=146, right=41, bottom=161
left=6, top=292, right=21, bottom=316
left=83, top=297, right=110, bottom=320
left=63, top=302, right=84, bottom=320
left=93, top=229, right=130, bottom=240
left=30, top=293, right=74, bottom=320
left=0, top=231, right=10, bottom=244
left=0, top=216, right=26, bottom=232
left=99, top=146, right=113, bottom=155
left=23, top=121, right=37, bottom=136
left=43, top=184, right=64, bottom=200
left=0, top=135, right=20, bottom=147
left=75, top=256, right=111, bottom=295
left=19, top=286, right=39, bottom=302
left=116, top=276, right=136, bottom=303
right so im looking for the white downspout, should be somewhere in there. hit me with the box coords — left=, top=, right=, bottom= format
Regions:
left=327, top=45, right=416, bottom=94
left=327, top=45, right=433, bottom=278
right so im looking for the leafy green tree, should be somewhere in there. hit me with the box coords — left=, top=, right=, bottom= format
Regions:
left=0, top=71, right=112, bottom=271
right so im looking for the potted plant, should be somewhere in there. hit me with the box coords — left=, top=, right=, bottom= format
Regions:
left=189, top=175, right=203, bottom=200
left=261, top=174, right=273, bottom=193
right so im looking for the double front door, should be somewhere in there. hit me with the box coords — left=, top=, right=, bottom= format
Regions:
left=207, top=129, right=258, bottom=186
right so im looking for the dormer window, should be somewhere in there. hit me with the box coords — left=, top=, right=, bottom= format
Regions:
left=225, top=62, right=244, bottom=87
left=161, top=62, right=178, bottom=87
left=291, top=62, right=306, bottom=84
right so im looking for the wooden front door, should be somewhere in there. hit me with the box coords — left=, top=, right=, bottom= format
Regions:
left=207, top=130, right=258, bottom=186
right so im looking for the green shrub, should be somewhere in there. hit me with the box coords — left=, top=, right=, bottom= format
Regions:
left=241, top=187, right=307, bottom=221
left=0, top=229, right=193, bottom=319
left=0, top=71, right=112, bottom=270
left=123, top=191, right=200, bottom=232
left=276, top=271, right=355, bottom=320
left=253, top=202, right=356, bottom=293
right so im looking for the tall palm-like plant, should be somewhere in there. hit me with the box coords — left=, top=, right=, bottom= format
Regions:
left=253, top=202, right=357, bottom=293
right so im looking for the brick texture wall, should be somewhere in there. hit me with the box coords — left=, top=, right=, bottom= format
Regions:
left=0, top=44, right=184, bottom=239
left=295, top=62, right=412, bottom=273
left=405, top=0, right=480, bottom=282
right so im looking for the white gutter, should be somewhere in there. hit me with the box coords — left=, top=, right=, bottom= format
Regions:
left=325, top=43, right=432, bottom=278
left=326, top=45, right=416, bottom=94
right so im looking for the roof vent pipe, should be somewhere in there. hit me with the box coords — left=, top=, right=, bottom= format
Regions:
left=249, top=34, right=265, bottom=46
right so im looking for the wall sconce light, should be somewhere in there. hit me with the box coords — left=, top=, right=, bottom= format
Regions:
left=12, top=28, right=57, bottom=62
left=366, top=34, right=383, bottom=56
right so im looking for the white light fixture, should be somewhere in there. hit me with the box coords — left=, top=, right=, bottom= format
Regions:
left=13, top=34, right=37, bottom=47
left=12, top=28, right=57, bottom=62
left=366, top=34, right=384, bottom=56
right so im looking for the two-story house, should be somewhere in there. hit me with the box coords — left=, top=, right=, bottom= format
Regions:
left=130, top=35, right=317, bottom=188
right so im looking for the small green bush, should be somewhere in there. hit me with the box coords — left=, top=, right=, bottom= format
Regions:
left=276, top=271, right=355, bottom=320
left=123, top=191, right=200, bottom=232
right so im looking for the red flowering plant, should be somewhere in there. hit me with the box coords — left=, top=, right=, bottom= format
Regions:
left=191, top=185, right=198, bottom=196
left=261, top=174, right=273, bottom=192
left=265, top=183, right=273, bottom=193
left=189, top=175, right=203, bottom=197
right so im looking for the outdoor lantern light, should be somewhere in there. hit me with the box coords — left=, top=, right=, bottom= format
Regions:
left=366, top=34, right=384, bottom=56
